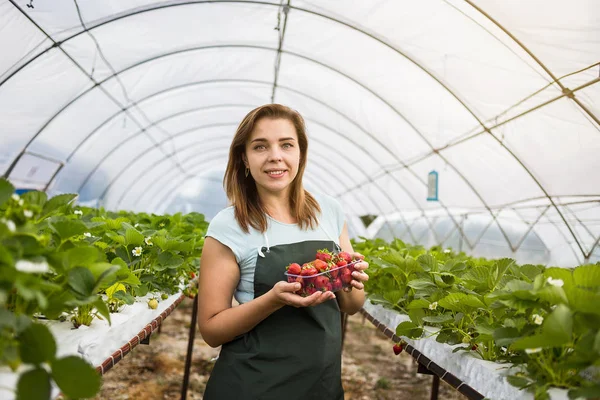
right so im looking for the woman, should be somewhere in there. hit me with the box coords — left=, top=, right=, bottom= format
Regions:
left=197, top=104, right=369, bottom=400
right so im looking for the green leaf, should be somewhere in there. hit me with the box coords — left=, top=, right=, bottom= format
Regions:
left=438, top=293, right=486, bottom=313
left=68, top=266, right=96, bottom=298
left=506, top=375, right=531, bottom=389
left=435, top=329, right=462, bottom=345
left=19, top=323, right=56, bottom=365
left=493, top=259, right=515, bottom=286
left=157, top=251, right=183, bottom=269
left=567, top=288, right=600, bottom=315
left=22, top=191, right=47, bottom=209
left=115, top=267, right=141, bottom=286
left=408, top=308, right=425, bottom=326
left=422, top=314, right=453, bottom=324
left=407, top=299, right=430, bottom=310
left=407, top=278, right=435, bottom=290
left=417, top=254, right=437, bottom=272
left=573, top=264, right=600, bottom=289
left=395, top=321, right=423, bottom=338
left=51, top=219, right=88, bottom=240
left=595, top=330, right=600, bottom=354
left=519, top=264, right=544, bottom=282
left=51, top=356, right=101, bottom=398
left=0, top=178, right=15, bottom=207
left=105, top=231, right=126, bottom=245
left=16, top=367, right=52, bottom=400
left=42, top=193, right=77, bottom=217
left=111, top=257, right=128, bottom=268
left=104, top=217, right=130, bottom=230
left=383, top=290, right=403, bottom=305
left=152, top=235, right=168, bottom=250
left=65, top=246, right=103, bottom=269
left=106, top=283, right=126, bottom=299
left=493, top=327, right=520, bottom=347
left=536, top=285, right=568, bottom=305
left=543, top=304, right=573, bottom=344
left=568, top=384, right=600, bottom=399
left=113, top=290, right=135, bottom=305
left=544, top=267, right=574, bottom=289
left=124, top=226, right=144, bottom=246
left=93, top=297, right=111, bottom=325
left=89, top=263, right=120, bottom=292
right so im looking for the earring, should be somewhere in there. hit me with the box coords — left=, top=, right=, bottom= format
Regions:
left=245, top=167, right=249, bottom=178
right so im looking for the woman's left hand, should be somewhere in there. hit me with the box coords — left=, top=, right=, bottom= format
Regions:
left=348, top=252, right=369, bottom=290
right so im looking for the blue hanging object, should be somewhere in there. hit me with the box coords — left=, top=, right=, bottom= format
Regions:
left=427, top=170, right=439, bottom=201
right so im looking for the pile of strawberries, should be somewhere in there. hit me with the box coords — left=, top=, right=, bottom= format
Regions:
left=284, top=249, right=360, bottom=297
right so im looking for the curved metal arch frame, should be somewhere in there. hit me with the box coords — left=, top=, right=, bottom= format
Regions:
left=5, top=1, right=586, bottom=257
left=102, top=126, right=239, bottom=203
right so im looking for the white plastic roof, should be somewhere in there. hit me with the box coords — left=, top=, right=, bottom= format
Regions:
left=1, top=0, right=599, bottom=267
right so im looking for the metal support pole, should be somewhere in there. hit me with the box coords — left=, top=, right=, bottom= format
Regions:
left=430, top=375, right=440, bottom=400
left=180, top=296, right=198, bottom=400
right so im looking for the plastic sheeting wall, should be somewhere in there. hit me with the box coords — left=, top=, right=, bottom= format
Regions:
left=0, top=0, right=598, bottom=267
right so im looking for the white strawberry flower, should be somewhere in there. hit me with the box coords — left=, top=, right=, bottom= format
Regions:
left=1, top=218, right=16, bottom=232
left=134, top=223, right=139, bottom=228
left=16, top=259, right=50, bottom=274
left=444, top=249, right=452, bottom=254
left=11, top=194, right=19, bottom=201
left=18, top=199, right=24, bottom=206
left=377, top=246, right=385, bottom=250
left=525, top=347, right=542, bottom=354
left=532, top=314, right=544, bottom=325
left=429, top=301, right=438, bottom=310
left=546, top=277, right=564, bottom=287
left=23, top=210, right=33, bottom=218
left=145, top=237, right=153, bottom=246
left=83, top=232, right=92, bottom=238
left=74, top=210, right=83, bottom=216
left=132, top=246, right=142, bottom=257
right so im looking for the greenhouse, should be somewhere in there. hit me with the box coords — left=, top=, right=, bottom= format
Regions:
left=1, top=1, right=599, bottom=399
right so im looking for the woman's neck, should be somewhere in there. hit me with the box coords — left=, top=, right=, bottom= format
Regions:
left=258, top=188, right=296, bottom=224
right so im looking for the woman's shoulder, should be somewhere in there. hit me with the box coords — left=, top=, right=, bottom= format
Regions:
left=310, top=190, right=342, bottom=213
left=207, top=206, right=239, bottom=232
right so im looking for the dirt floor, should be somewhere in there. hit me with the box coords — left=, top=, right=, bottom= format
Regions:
left=94, top=298, right=463, bottom=400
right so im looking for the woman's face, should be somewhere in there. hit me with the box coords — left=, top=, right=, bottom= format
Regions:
left=244, top=117, right=301, bottom=196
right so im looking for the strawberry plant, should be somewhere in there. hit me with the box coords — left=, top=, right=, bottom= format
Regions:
left=0, top=178, right=208, bottom=399
left=354, top=237, right=600, bottom=399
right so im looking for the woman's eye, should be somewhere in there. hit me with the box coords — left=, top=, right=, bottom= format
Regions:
left=254, top=145, right=266, bottom=150
left=282, top=143, right=293, bottom=149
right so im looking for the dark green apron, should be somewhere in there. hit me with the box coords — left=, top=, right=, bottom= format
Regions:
left=203, top=240, right=344, bottom=400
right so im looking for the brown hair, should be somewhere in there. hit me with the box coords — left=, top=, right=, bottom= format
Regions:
left=223, top=104, right=321, bottom=233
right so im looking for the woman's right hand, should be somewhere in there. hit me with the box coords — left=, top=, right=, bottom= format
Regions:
left=269, top=281, right=335, bottom=308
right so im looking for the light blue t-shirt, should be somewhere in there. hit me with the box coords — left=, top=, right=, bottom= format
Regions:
left=205, top=192, right=346, bottom=304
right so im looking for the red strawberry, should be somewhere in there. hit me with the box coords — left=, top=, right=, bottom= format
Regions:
left=393, top=344, right=403, bottom=355
left=295, top=276, right=304, bottom=288
left=338, top=251, right=352, bottom=263
left=471, top=344, right=478, bottom=351
left=189, top=272, right=196, bottom=279
left=314, top=259, right=328, bottom=273
left=316, top=249, right=333, bottom=262
left=287, top=263, right=302, bottom=275
left=301, top=266, right=318, bottom=276
left=340, top=268, right=353, bottom=284
left=331, top=277, right=343, bottom=291
left=305, top=287, right=317, bottom=296
left=314, top=275, right=330, bottom=291
left=336, top=259, right=347, bottom=267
